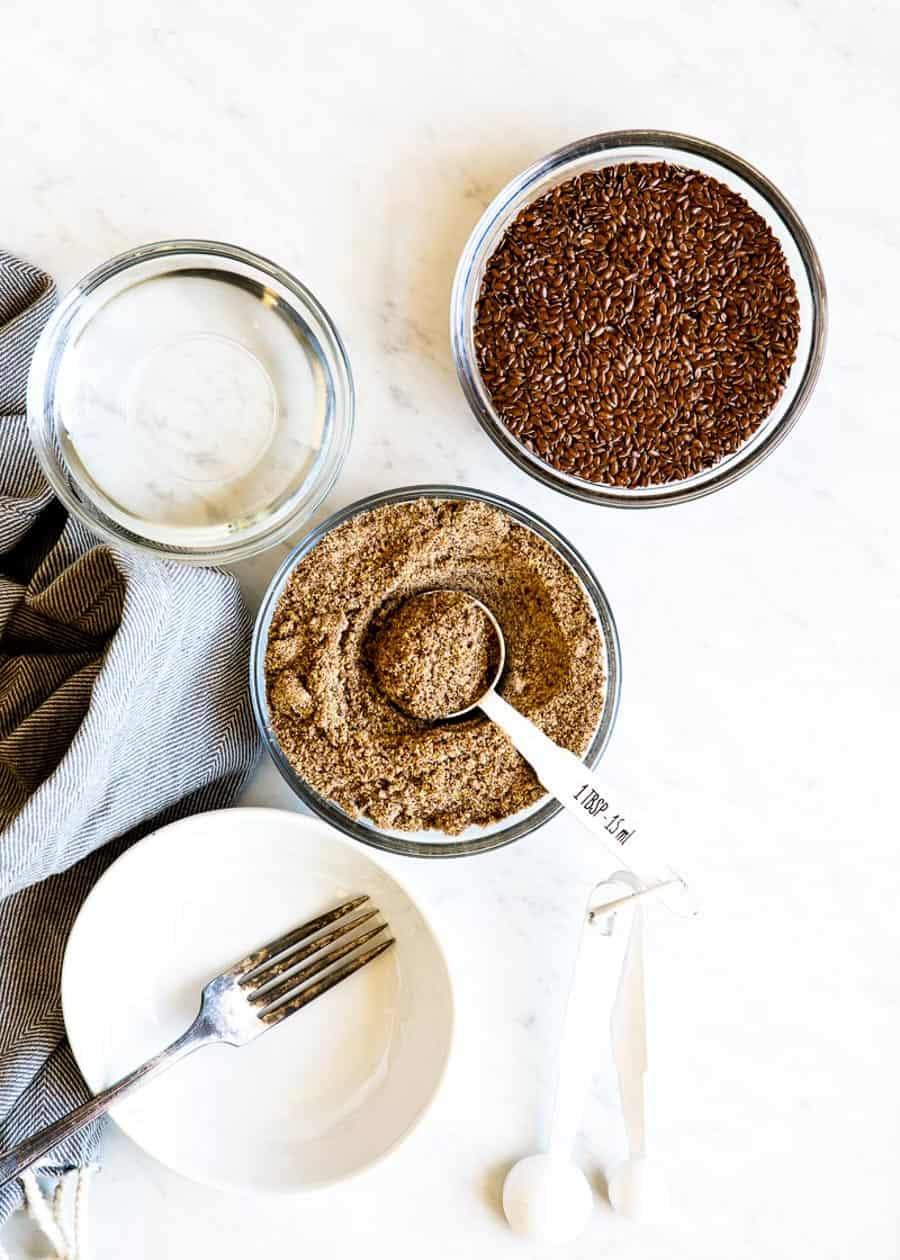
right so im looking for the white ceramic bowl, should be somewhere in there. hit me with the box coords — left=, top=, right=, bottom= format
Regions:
left=62, top=808, right=454, bottom=1193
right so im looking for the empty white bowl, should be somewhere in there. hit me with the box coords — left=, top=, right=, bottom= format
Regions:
left=61, top=807, right=454, bottom=1192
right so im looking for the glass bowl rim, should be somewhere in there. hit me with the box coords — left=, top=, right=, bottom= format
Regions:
left=450, top=128, right=828, bottom=508
left=26, top=238, right=355, bottom=565
left=250, top=483, right=622, bottom=858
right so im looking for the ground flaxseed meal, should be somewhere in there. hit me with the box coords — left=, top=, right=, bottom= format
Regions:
left=474, top=161, right=801, bottom=487
left=265, top=498, right=605, bottom=834
left=371, top=590, right=499, bottom=721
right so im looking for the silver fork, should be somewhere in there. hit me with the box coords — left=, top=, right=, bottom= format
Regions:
left=0, top=896, right=394, bottom=1188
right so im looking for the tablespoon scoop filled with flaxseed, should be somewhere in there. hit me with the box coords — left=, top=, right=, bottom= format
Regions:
left=371, top=589, right=696, bottom=912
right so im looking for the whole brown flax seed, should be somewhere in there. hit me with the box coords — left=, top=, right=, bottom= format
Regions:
left=473, top=161, right=801, bottom=487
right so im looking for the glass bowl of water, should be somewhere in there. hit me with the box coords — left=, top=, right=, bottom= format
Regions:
left=27, top=240, right=354, bottom=564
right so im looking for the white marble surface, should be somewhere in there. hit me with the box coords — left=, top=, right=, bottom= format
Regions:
left=3, top=1, right=899, bottom=1256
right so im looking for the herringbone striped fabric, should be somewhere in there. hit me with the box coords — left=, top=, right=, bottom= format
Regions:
left=0, top=251, right=260, bottom=1222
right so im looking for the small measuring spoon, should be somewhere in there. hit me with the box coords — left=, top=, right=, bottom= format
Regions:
left=502, top=877, right=675, bottom=1244
left=605, top=872, right=670, bottom=1221
left=440, top=594, right=696, bottom=913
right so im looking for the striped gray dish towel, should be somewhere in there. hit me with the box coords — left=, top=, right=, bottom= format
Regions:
left=0, top=251, right=260, bottom=1226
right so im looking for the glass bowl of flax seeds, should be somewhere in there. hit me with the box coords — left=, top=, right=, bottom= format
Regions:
left=250, top=485, right=621, bottom=858
left=451, top=130, right=827, bottom=507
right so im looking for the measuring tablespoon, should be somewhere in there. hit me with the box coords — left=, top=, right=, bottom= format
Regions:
left=441, top=594, right=697, bottom=914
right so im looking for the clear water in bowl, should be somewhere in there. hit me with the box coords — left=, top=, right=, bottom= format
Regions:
left=55, top=268, right=328, bottom=547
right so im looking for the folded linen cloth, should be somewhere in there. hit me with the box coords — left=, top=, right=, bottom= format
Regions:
left=0, top=251, right=260, bottom=1225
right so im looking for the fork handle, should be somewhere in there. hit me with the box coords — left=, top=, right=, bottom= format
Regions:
left=0, top=1016, right=213, bottom=1188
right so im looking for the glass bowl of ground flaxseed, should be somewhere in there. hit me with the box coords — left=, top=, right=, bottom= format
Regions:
left=250, top=485, right=621, bottom=858
left=451, top=130, right=827, bottom=507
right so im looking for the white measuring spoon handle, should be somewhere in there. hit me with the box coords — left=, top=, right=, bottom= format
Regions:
left=549, top=895, right=634, bottom=1157
left=480, top=688, right=696, bottom=912
left=613, top=904, right=648, bottom=1160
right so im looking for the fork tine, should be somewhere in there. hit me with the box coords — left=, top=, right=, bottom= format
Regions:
left=240, top=909, right=379, bottom=992
left=251, top=922, right=389, bottom=1007
left=229, top=896, right=369, bottom=979
left=260, top=938, right=395, bottom=1025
